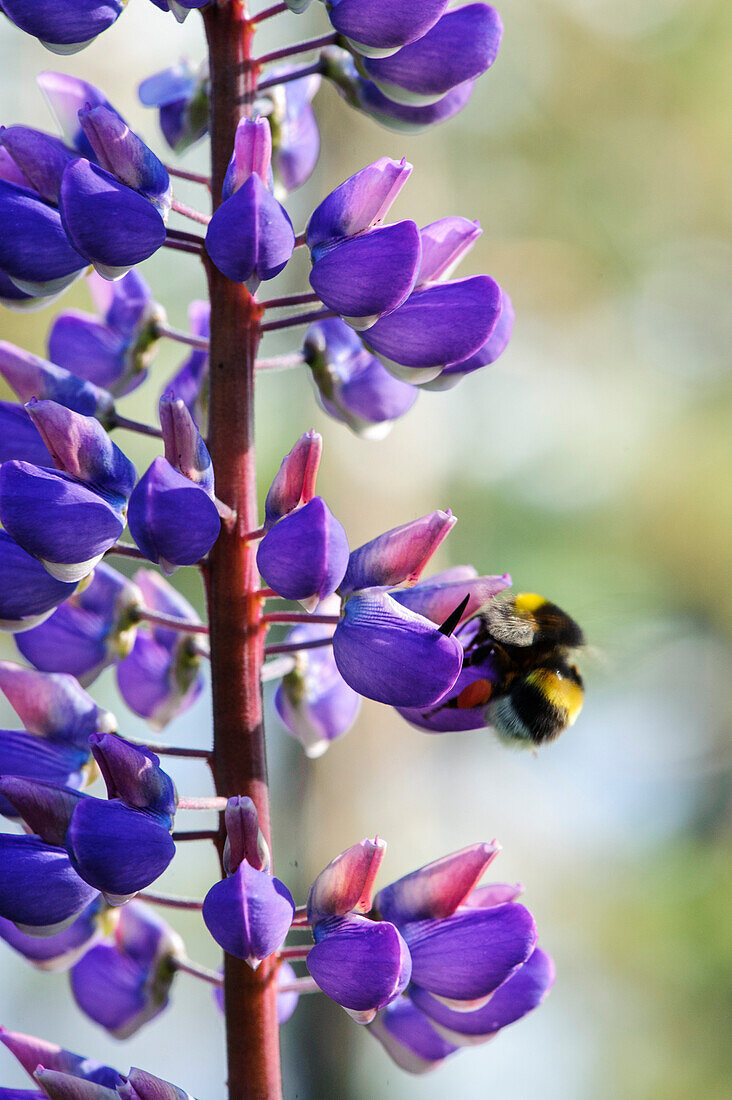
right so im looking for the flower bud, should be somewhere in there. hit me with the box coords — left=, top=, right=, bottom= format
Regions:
left=70, top=901, right=184, bottom=1039
left=308, top=838, right=386, bottom=925
left=89, top=734, right=176, bottom=825
left=205, top=173, right=295, bottom=290
left=78, top=105, right=172, bottom=215
left=127, top=457, right=221, bottom=574
left=264, top=431, right=322, bottom=529
left=256, top=496, right=349, bottom=606
left=159, top=395, right=214, bottom=496
left=223, top=796, right=270, bottom=874
left=223, top=117, right=272, bottom=199
left=202, top=861, right=294, bottom=968
left=340, top=510, right=456, bottom=596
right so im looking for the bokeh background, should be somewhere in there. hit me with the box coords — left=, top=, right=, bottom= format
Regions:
left=1, top=1, right=730, bottom=1097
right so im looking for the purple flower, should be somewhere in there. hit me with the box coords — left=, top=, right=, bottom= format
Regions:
left=127, top=457, right=221, bottom=574
left=0, top=179, right=86, bottom=299
left=0, top=833, right=99, bottom=936
left=264, top=69, right=321, bottom=196
left=306, top=157, right=420, bottom=328
left=0, top=341, right=115, bottom=423
left=323, top=47, right=477, bottom=133
left=0, top=126, right=78, bottom=205
left=257, top=497, right=350, bottom=607
left=0, top=401, right=136, bottom=583
left=303, top=317, right=418, bottom=437
left=340, top=510, right=457, bottom=596
left=138, top=60, right=210, bottom=154
left=115, top=570, right=205, bottom=730
left=263, top=430, right=322, bottom=530
left=159, top=394, right=215, bottom=496
left=0, top=1, right=126, bottom=53
left=0, top=401, right=52, bottom=466
left=59, top=159, right=167, bottom=281
left=0, top=530, right=77, bottom=633
left=363, top=275, right=503, bottom=383
left=15, top=563, right=142, bottom=686
left=274, top=599, right=361, bottom=758
left=71, top=901, right=184, bottom=1038
left=78, top=105, right=172, bottom=215
left=361, top=5, right=503, bottom=107
left=426, top=287, right=515, bottom=390
left=37, top=72, right=116, bottom=160
left=306, top=839, right=409, bottom=1022
left=48, top=271, right=166, bottom=397
left=203, top=799, right=294, bottom=967
left=369, top=997, right=458, bottom=1073
left=205, top=118, right=295, bottom=289
left=0, top=896, right=108, bottom=972
left=326, top=0, right=449, bottom=58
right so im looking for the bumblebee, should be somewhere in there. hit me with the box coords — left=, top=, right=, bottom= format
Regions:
left=443, top=593, right=585, bottom=747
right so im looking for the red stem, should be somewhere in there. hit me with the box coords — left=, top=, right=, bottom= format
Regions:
left=202, top=4, right=282, bottom=1097
left=256, top=61, right=325, bottom=94
left=262, top=612, right=339, bottom=625
left=264, top=636, right=334, bottom=657
left=260, top=307, right=336, bottom=332
left=251, top=2, right=288, bottom=24
left=254, top=32, right=337, bottom=66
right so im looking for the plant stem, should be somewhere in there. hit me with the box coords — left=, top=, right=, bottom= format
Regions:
left=243, top=524, right=267, bottom=541
left=167, top=226, right=207, bottom=247
left=260, top=307, right=336, bottom=332
left=278, top=945, right=312, bottom=961
left=163, top=238, right=204, bottom=256
left=131, top=741, right=212, bottom=760
left=139, top=889, right=204, bottom=909
left=166, top=165, right=212, bottom=187
left=171, top=197, right=212, bottom=225
left=262, top=612, right=339, bottom=625
left=264, top=636, right=334, bottom=657
left=109, top=414, right=164, bottom=438
left=105, top=542, right=146, bottom=560
left=254, top=33, right=337, bottom=66
left=172, top=829, right=219, bottom=842
left=134, top=607, right=210, bottom=635
left=177, top=796, right=229, bottom=811
left=256, top=352, right=306, bottom=372
left=258, top=291, right=320, bottom=309
left=155, top=322, right=210, bottom=350
left=256, top=61, right=325, bottom=93
left=251, top=2, right=288, bottom=24
left=277, top=977, right=320, bottom=996
left=203, top=3, right=282, bottom=1097
left=175, top=957, right=224, bottom=986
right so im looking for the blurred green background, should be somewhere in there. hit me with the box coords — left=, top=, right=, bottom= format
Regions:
left=0, top=1, right=730, bottom=1097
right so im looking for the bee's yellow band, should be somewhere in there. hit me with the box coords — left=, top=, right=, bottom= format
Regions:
left=526, top=668, right=584, bottom=725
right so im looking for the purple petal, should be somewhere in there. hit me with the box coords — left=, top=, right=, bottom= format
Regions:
left=130, top=568, right=199, bottom=635
left=202, top=862, right=294, bottom=964
left=0, top=179, right=85, bottom=294
left=32, top=1073, right=117, bottom=1100
left=430, top=287, right=515, bottom=388
left=392, top=573, right=511, bottom=626
left=410, top=947, right=555, bottom=1040
left=263, top=431, right=322, bottom=529
left=0, top=896, right=105, bottom=971
left=0, top=660, right=114, bottom=744
left=89, top=733, right=175, bottom=823
left=26, top=400, right=136, bottom=500
left=0, top=529, right=77, bottom=630
left=0, top=400, right=52, bottom=466
left=223, top=117, right=272, bottom=199
left=369, top=999, right=457, bottom=1073
left=364, top=276, right=502, bottom=373
left=78, top=106, right=171, bottom=213
left=1, top=1, right=124, bottom=50
left=362, top=5, right=502, bottom=105
left=465, top=882, right=525, bottom=908
left=340, top=510, right=456, bottom=596
left=274, top=625, right=361, bottom=758
left=47, top=314, right=131, bottom=394
left=205, top=174, right=294, bottom=286
left=159, top=396, right=214, bottom=494
left=375, top=843, right=500, bottom=925
left=0, top=462, right=125, bottom=579
left=0, top=777, right=88, bottom=849
left=328, top=0, right=449, bottom=55
left=403, top=903, right=537, bottom=1001
left=59, top=160, right=166, bottom=280
left=0, top=834, right=98, bottom=933
left=332, top=589, right=463, bottom=706
left=303, top=317, right=417, bottom=437
left=66, top=799, right=175, bottom=900
left=0, top=127, right=78, bottom=205
left=269, top=73, right=320, bottom=194
left=307, top=838, right=386, bottom=924
left=417, top=217, right=482, bottom=285
left=115, top=631, right=204, bottom=731
left=307, top=156, right=411, bottom=248
left=349, top=69, right=477, bottom=133
left=37, top=72, right=118, bottom=158
left=256, top=497, right=349, bottom=602
left=310, top=222, right=421, bottom=326
left=0, top=738, right=88, bottom=821
left=0, top=341, right=114, bottom=420
left=307, top=915, right=411, bottom=1012
left=0, top=1028, right=121, bottom=1088
left=127, top=457, right=220, bottom=572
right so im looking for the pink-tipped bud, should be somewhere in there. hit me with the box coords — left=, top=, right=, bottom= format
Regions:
left=308, top=836, right=387, bottom=925
left=340, top=509, right=457, bottom=597
left=159, top=393, right=214, bottom=497
left=223, top=796, right=270, bottom=874
left=374, top=841, right=501, bottom=924
left=223, top=116, right=273, bottom=200
left=263, top=430, right=322, bottom=529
